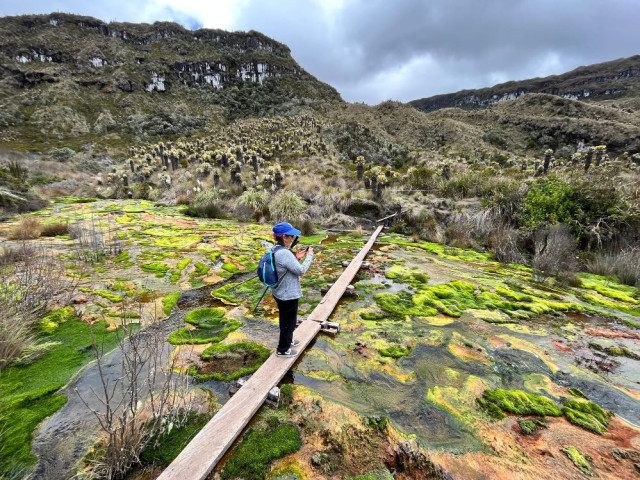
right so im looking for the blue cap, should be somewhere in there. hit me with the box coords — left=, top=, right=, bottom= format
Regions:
left=272, top=222, right=301, bottom=236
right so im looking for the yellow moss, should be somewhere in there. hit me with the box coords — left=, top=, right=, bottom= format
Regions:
left=443, top=368, right=461, bottom=382
left=267, top=458, right=309, bottom=480
left=421, top=329, right=446, bottom=346
left=501, top=324, right=548, bottom=336
left=304, top=370, right=341, bottom=382
left=225, top=330, right=248, bottom=342
left=497, top=335, right=559, bottom=373
left=427, top=375, right=491, bottom=421
left=522, top=373, right=568, bottom=397
left=379, top=363, right=415, bottom=383
left=416, top=315, right=455, bottom=326
left=448, top=344, right=492, bottom=365
left=466, top=309, right=512, bottom=323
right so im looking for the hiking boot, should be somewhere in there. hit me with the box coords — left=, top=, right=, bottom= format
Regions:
left=276, top=348, right=298, bottom=357
left=291, top=339, right=301, bottom=347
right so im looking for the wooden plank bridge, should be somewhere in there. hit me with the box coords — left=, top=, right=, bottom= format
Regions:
left=158, top=224, right=385, bottom=480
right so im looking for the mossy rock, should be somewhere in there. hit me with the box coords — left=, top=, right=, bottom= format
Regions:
left=162, top=292, right=181, bottom=315
left=168, top=315, right=242, bottom=345
left=192, top=341, right=270, bottom=381
left=563, top=446, right=592, bottom=475
left=221, top=424, right=302, bottom=480
left=385, top=265, right=429, bottom=285
left=374, top=290, right=438, bottom=317
left=481, top=389, right=562, bottom=417
left=184, top=307, right=226, bottom=327
left=140, top=261, right=170, bottom=277
left=379, top=345, right=410, bottom=358
left=562, top=399, right=613, bottom=434
left=518, top=418, right=547, bottom=435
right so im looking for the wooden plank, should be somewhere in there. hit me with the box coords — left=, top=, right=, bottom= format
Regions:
left=158, top=224, right=384, bottom=480
left=158, top=319, right=321, bottom=480
left=307, top=224, right=384, bottom=323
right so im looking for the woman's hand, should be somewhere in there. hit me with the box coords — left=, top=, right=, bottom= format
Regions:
left=295, top=247, right=313, bottom=260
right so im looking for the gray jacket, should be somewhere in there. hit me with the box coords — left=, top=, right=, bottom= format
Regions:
left=271, top=247, right=314, bottom=301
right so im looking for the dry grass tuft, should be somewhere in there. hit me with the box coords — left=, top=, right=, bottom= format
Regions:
left=40, top=222, right=69, bottom=237
left=7, top=216, right=41, bottom=240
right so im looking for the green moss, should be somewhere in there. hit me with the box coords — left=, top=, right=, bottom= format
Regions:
left=562, top=399, right=613, bottom=434
left=518, top=418, right=547, bottom=435
left=579, top=273, right=639, bottom=304
left=623, top=318, right=640, bottom=329
left=568, top=388, right=589, bottom=399
left=140, top=412, right=211, bottom=467
left=476, top=397, right=506, bottom=420
left=563, top=446, right=592, bottom=475
left=590, top=342, right=640, bottom=360
left=212, top=278, right=264, bottom=305
left=221, top=262, right=241, bottom=273
left=184, top=307, right=226, bottom=327
left=168, top=312, right=242, bottom=345
left=93, top=290, right=123, bottom=303
left=170, top=258, right=192, bottom=283
left=374, top=290, right=438, bottom=317
left=0, top=308, right=121, bottom=474
left=189, top=262, right=210, bottom=283
left=154, top=235, right=203, bottom=250
left=385, top=265, right=429, bottom=285
left=221, top=424, right=302, bottom=480
left=162, top=292, right=181, bottom=315
left=413, top=280, right=483, bottom=317
left=481, top=389, right=562, bottom=417
left=353, top=282, right=385, bottom=294
left=349, top=468, right=394, bottom=480
left=141, top=261, right=170, bottom=277
left=193, top=342, right=270, bottom=381
left=138, top=250, right=177, bottom=261
left=582, top=293, right=640, bottom=316
left=379, top=345, right=410, bottom=358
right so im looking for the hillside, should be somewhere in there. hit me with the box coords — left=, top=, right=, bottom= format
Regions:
left=0, top=13, right=341, bottom=151
left=410, top=55, right=640, bottom=112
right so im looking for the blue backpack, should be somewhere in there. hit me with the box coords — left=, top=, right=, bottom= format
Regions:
left=257, top=245, right=285, bottom=287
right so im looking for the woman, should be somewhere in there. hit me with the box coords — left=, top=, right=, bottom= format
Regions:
left=271, top=222, right=314, bottom=357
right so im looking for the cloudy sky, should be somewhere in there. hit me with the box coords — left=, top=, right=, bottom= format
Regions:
left=1, top=0, right=640, bottom=104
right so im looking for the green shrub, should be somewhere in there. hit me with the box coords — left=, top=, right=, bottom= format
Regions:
left=268, top=190, right=307, bottom=222
left=184, top=190, right=226, bottom=219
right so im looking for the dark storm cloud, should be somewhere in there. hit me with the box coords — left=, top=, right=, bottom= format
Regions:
left=230, top=0, right=640, bottom=103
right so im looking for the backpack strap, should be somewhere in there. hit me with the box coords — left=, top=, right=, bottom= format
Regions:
left=270, top=245, right=288, bottom=288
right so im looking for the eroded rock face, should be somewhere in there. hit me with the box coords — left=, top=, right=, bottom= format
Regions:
left=410, top=55, right=640, bottom=111
left=0, top=12, right=305, bottom=92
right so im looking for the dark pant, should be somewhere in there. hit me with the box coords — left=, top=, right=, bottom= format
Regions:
left=275, top=297, right=298, bottom=353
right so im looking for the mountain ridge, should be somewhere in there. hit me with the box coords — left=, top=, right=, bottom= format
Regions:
left=410, top=55, right=640, bottom=112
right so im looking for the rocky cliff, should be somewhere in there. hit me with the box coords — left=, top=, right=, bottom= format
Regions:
left=0, top=13, right=341, bottom=149
left=410, top=55, right=640, bottom=112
